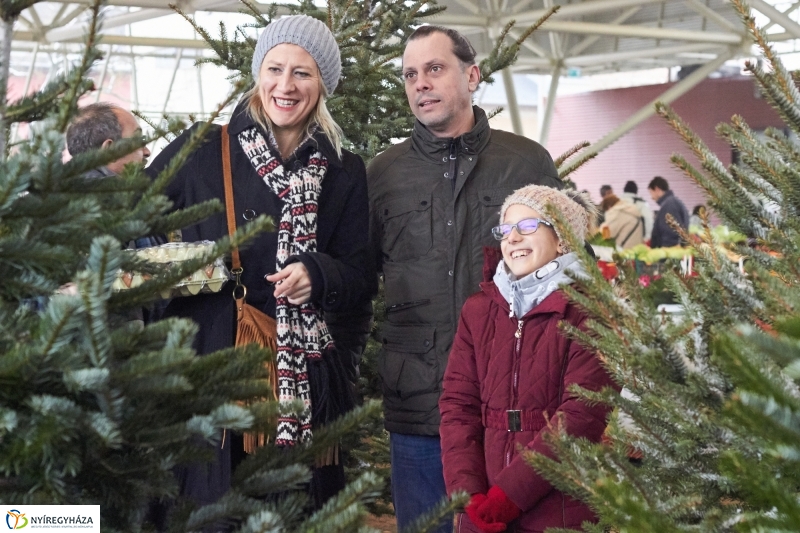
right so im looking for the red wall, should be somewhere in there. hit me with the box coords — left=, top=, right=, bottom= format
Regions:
left=546, top=76, right=785, bottom=213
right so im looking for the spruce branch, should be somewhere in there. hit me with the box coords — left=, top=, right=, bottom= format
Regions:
left=478, top=7, right=559, bottom=84
left=55, top=0, right=103, bottom=132
left=554, top=140, right=590, bottom=168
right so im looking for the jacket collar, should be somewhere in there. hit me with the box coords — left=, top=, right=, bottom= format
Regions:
left=480, top=279, right=571, bottom=319
left=411, top=105, right=491, bottom=162
left=657, top=189, right=674, bottom=206
left=83, top=166, right=116, bottom=179
left=227, top=97, right=342, bottom=168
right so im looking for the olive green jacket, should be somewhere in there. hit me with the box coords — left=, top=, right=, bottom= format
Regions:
left=367, top=106, right=561, bottom=435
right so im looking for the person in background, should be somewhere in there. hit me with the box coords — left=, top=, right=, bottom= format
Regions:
left=146, top=15, right=372, bottom=510
left=367, top=25, right=561, bottom=533
left=620, top=180, right=653, bottom=242
left=66, top=102, right=157, bottom=250
left=648, top=176, right=689, bottom=248
left=61, top=103, right=160, bottom=312
left=597, top=185, right=613, bottom=225
left=600, top=194, right=645, bottom=249
left=690, top=204, right=706, bottom=228
left=67, top=102, right=151, bottom=174
left=440, top=184, right=617, bottom=533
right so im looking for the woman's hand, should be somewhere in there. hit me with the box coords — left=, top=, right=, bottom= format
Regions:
left=266, top=263, right=313, bottom=305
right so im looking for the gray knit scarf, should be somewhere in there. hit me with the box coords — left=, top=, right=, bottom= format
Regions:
left=238, top=125, right=333, bottom=446
left=493, top=252, right=585, bottom=318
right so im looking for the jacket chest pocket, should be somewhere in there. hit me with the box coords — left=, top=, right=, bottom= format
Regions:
left=478, top=187, right=515, bottom=246
left=378, top=195, right=432, bottom=263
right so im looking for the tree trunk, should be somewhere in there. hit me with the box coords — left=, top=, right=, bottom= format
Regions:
left=0, top=17, right=15, bottom=159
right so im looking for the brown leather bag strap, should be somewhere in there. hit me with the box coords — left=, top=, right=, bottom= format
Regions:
left=220, top=124, right=241, bottom=271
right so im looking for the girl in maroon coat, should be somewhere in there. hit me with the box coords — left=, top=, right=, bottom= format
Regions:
left=440, top=184, right=617, bottom=533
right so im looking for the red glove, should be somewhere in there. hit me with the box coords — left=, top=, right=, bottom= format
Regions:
left=476, top=486, right=522, bottom=526
left=465, top=493, right=506, bottom=533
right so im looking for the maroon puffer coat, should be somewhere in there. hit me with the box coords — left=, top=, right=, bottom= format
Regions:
left=440, top=281, right=617, bottom=533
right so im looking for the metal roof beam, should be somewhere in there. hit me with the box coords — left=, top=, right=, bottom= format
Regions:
left=46, top=8, right=170, bottom=41
left=14, top=30, right=209, bottom=48
left=585, top=47, right=736, bottom=156
left=432, top=0, right=668, bottom=27
left=567, top=6, right=640, bottom=56
left=748, top=0, right=800, bottom=40
left=682, top=0, right=740, bottom=32
left=539, top=20, right=742, bottom=45
left=564, top=42, right=727, bottom=67
left=36, top=0, right=261, bottom=13
left=763, top=1, right=800, bottom=31
left=502, top=0, right=667, bottom=26
left=44, top=0, right=240, bottom=43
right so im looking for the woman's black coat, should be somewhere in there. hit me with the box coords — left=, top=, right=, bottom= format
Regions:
left=145, top=103, right=373, bottom=506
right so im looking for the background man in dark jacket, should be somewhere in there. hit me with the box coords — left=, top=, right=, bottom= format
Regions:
left=648, top=176, right=689, bottom=248
left=63, top=103, right=157, bottom=315
left=67, top=102, right=151, bottom=176
left=67, top=103, right=158, bottom=253
left=367, top=25, right=561, bottom=532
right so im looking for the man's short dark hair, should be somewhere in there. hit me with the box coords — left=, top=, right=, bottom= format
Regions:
left=407, top=25, right=477, bottom=66
left=599, top=185, right=613, bottom=197
left=623, top=180, right=638, bottom=194
left=66, top=102, right=122, bottom=156
left=648, top=176, right=669, bottom=191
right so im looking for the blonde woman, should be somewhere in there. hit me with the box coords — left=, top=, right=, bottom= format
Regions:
left=147, top=15, right=371, bottom=508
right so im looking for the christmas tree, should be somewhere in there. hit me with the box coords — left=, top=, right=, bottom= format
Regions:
left=522, top=1, right=800, bottom=531
left=0, top=0, right=389, bottom=531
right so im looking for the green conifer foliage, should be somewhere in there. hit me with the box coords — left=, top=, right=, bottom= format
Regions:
left=0, top=2, right=391, bottom=531
left=517, top=2, right=800, bottom=531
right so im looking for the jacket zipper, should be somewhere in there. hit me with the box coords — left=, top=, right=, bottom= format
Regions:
left=506, top=318, right=524, bottom=466
left=448, top=140, right=457, bottom=192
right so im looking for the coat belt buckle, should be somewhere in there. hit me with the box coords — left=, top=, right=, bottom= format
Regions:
left=507, top=410, right=521, bottom=432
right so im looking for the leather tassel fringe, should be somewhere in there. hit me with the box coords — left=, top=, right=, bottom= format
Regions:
left=314, top=444, right=340, bottom=468
left=236, top=297, right=279, bottom=454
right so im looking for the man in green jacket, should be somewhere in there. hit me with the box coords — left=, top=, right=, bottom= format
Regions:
left=367, top=25, right=562, bottom=532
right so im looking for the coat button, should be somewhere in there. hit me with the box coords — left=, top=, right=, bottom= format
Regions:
left=447, top=220, right=453, bottom=226
left=468, top=157, right=473, bottom=161
left=326, top=291, right=338, bottom=305
left=448, top=270, right=454, bottom=276
left=444, top=172, right=449, bottom=178
left=423, top=340, right=431, bottom=348
left=442, top=157, right=448, bottom=162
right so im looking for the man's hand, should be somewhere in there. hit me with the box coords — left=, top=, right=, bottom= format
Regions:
left=266, top=263, right=312, bottom=305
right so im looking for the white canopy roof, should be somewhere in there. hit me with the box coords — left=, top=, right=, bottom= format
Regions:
left=9, top=0, right=800, bottom=147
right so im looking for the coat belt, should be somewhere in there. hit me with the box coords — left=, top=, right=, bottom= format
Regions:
left=482, top=406, right=548, bottom=432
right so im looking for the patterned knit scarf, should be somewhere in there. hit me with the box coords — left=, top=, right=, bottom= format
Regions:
left=238, top=126, right=334, bottom=446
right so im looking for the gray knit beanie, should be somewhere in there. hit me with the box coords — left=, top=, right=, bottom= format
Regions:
left=251, top=15, right=342, bottom=95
